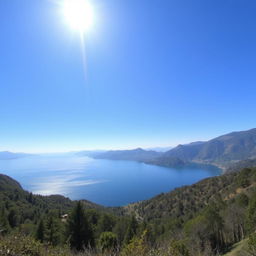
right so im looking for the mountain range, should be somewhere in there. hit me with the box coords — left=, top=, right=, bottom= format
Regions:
left=94, top=128, right=256, bottom=171
left=2, top=128, right=256, bottom=172
left=0, top=151, right=32, bottom=160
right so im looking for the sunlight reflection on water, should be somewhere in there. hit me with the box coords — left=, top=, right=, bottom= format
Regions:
left=0, top=154, right=221, bottom=206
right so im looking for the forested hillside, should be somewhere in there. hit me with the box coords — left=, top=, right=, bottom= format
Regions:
left=1, top=167, right=256, bottom=255
left=93, top=128, right=256, bottom=171
left=160, top=128, right=256, bottom=168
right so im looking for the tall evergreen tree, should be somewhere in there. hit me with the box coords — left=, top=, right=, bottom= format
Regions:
left=66, top=201, right=94, bottom=251
left=0, top=206, right=10, bottom=235
left=35, top=219, right=45, bottom=243
left=124, top=215, right=138, bottom=244
left=45, top=215, right=61, bottom=246
left=8, top=208, right=18, bottom=228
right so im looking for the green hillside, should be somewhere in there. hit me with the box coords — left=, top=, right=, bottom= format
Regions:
left=1, top=167, right=256, bottom=255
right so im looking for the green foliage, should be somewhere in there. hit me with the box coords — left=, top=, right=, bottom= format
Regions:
left=247, top=194, right=256, bottom=233
left=1, top=168, right=256, bottom=255
left=124, top=215, right=138, bottom=244
left=35, top=219, right=45, bottom=243
left=235, top=168, right=252, bottom=188
left=121, top=230, right=149, bottom=256
left=0, top=234, right=71, bottom=256
left=235, top=193, right=249, bottom=207
left=0, top=206, right=10, bottom=235
left=97, top=213, right=115, bottom=234
left=166, top=240, right=190, bottom=256
left=66, top=201, right=94, bottom=251
left=45, top=215, right=61, bottom=246
left=99, top=232, right=117, bottom=252
left=8, top=208, right=19, bottom=228
left=248, top=233, right=256, bottom=256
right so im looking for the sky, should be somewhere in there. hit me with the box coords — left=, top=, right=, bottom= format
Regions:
left=0, top=0, right=256, bottom=153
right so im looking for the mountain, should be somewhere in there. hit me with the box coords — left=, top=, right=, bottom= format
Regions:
left=157, top=128, right=256, bottom=169
left=0, top=151, right=32, bottom=160
left=92, top=129, right=256, bottom=170
left=0, top=174, right=23, bottom=191
left=146, top=146, right=173, bottom=152
left=94, top=148, right=162, bottom=162
left=75, top=150, right=107, bottom=158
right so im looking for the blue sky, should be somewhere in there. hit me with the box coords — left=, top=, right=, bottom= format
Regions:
left=0, top=0, right=255, bottom=153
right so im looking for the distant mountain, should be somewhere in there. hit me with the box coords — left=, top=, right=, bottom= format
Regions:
left=159, top=128, right=256, bottom=169
left=0, top=151, right=32, bottom=160
left=80, top=128, right=256, bottom=171
left=94, top=148, right=162, bottom=162
left=75, top=150, right=107, bottom=158
left=146, top=146, right=173, bottom=152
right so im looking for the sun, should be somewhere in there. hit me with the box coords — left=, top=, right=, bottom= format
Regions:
left=62, top=0, right=94, bottom=33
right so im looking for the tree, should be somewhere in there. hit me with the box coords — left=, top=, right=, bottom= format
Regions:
left=35, top=219, right=45, bottom=243
left=97, top=214, right=115, bottom=234
left=0, top=206, right=10, bottom=235
left=121, top=230, right=149, bottom=256
left=248, top=233, right=256, bottom=256
left=247, top=195, right=256, bottom=232
left=167, top=240, right=190, bottom=256
left=45, top=215, right=61, bottom=246
left=113, top=217, right=130, bottom=246
left=236, top=168, right=251, bottom=188
left=185, top=205, right=224, bottom=254
left=66, top=201, right=94, bottom=251
left=8, top=208, right=18, bottom=228
left=124, top=215, right=138, bottom=244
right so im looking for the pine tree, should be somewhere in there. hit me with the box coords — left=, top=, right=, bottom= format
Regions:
left=35, top=219, right=45, bottom=243
left=45, top=215, right=61, bottom=246
left=8, top=208, right=18, bottom=228
left=124, top=215, right=138, bottom=244
left=0, top=206, right=10, bottom=235
left=66, top=201, right=94, bottom=251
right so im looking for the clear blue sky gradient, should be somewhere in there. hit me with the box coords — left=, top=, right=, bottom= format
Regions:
left=0, top=0, right=255, bottom=152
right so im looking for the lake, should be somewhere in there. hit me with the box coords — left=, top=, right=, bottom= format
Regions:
left=0, top=154, right=220, bottom=206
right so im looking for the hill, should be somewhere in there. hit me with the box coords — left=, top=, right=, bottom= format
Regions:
left=157, top=128, right=256, bottom=170
left=226, top=158, right=256, bottom=173
left=92, top=128, right=256, bottom=171
left=0, top=174, right=103, bottom=223
left=0, top=174, right=23, bottom=191
left=94, top=148, right=162, bottom=162
left=1, top=166, right=256, bottom=255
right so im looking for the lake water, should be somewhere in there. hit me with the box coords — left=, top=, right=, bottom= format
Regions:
left=0, top=154, right=220, bottom=206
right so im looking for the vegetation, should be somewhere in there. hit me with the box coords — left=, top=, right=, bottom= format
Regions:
left=94, top=128, right=256, bottom=170
left=1, top=166, right=256, bottom=255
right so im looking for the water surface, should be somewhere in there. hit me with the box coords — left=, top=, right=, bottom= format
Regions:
left=0, top=154, right=220, bottom=206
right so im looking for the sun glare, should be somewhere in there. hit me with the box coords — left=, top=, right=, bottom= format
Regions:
left=62, top=0, right=94, bottom=33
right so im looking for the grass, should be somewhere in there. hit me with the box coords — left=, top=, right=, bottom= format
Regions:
left=223, top=239, right=249, bottom=256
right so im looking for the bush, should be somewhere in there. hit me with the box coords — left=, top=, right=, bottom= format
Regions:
left=99, top=232, right=117, bottom=252
left=0, top=234, right=71, bottom=256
